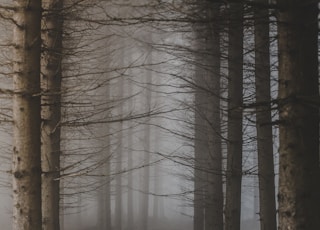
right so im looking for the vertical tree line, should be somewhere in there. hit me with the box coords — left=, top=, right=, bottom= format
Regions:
left=3, top=0, right=319, bottom=229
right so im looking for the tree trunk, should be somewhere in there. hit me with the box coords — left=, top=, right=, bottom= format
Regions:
left=277, top=1, right=320, bottom=229
left=115, top=76, right=124, bottom=230
left=204, top=2, right=223, bottom=230
left=193, top=100, right=206, bottom=230
left=41, top=0, right=63, bottom=229
left=140, top=53, right=152, bottom=230
left=98, top=120, right=111, bottom=230
left=12, top=0, right=42, bottom=229
left=225, top=2, right=243, bottom=230
left=254, top=1, right=277, bottom=230
left=193, top=44, right=207, bottom=230
left=127, top=78, right=134, bottom=230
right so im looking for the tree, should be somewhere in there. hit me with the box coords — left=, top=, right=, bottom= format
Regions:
left=203, top=2, right=223, bottom=230
left=41, top=0, right=63, bottom=229
left=12, top=0, right=42, bottom=229
left=140, top=47, right=153, bottom=230
left=253, top=1, right=277, bottom=229
left=277, top=1, right=320, bottom=229
left=224, top=2, right=244, bottom=230
left=114, top=74, right=124, bottom=230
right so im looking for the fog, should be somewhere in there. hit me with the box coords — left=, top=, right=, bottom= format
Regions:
left=0, top=0, right=281, bottom=230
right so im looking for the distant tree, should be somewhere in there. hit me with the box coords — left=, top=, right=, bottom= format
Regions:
left=140, top=47, right=153, bottom=230
left=277, top=0, right=320, bottom=229
left=253, top=1, right=277, bottom=229
left=12, top=0, right=42, bottom=229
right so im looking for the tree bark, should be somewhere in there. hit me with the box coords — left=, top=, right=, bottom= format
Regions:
left=41, top=0, right=63, bottom=229
left=12, top=0, right=42, bottom=229
left=225, top=2, right=243, bottom=230
left=204, top=2, right=223, bottom=230
left=277, top=1, right=320, bottom=229
left=254, top=1, right=277, bottom=230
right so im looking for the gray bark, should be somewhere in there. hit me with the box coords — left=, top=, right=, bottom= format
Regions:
left=12, top=0, right=42, bottom=229
left=41, top=0, right=63, bottom=229
left=115, top=76, right=124, bottom=230
left=140, top=53, right=152, bottom=230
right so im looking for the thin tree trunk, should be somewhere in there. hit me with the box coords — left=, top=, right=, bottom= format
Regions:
left=115, top=76, right=124, bottom=230
left=225, top=2, right=243, bottom=230
left=12, top=0, right=42, bottom=229
left=193, top=100, right=206, bottom=230
left=127, top=78, right=134, bottom=230
left=41, top=0, right=63, bottom=229
left=193, top=3, right=210, bottom=229
left=254, top=1, right=277, bottom=230
left=140, top=53, right=152, bottom=230
left=277, top=1, right=320, bottom=229
left=98, top=124, right=111, bottom=230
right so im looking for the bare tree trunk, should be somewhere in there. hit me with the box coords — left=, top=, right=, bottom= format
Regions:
left=115, top=76, right=124, bottom=230
left=225, top=2, right=243, bottom=230
left=41, top=0, right=63, bottom=229
left=206, top=3, right=223, bottom=230
left=12, top=0, right=42, bottom=229
left=127, top=79, right=134, bottom=230
left=140, top=53, right=152, bottom=230
left=277, top=1, right=320, bottom=229
left=98, top=120, right=111, bottom=230
left=193, top=100, right=206, bottom=230
left=193, top=3, right=211, bottom=229
left=253, top=1, right=277, bottom=230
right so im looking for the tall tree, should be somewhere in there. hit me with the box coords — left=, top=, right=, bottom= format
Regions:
left=140, top=49, right=152, bottom=230
left=254, top=1, right=277, bottom=230
left=114, top=75, right=124, bottom=230
left=98, top=81, right=112, bottom=230
left=41, top=0, right=63, bottom=229
left=224, top=2, right=244, bottom=230
left=193, top=2, right=212, bottom=228
left=277, top=1, right=320, bottom=229
left=204, top=2, right=223, bottom=230
left=12, top=0, right=42, bottom=229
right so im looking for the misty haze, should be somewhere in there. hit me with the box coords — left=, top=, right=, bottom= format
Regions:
left=0, top=0, right=318, bottom=230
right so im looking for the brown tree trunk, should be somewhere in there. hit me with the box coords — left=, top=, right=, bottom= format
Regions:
left=225, top=2, right=243, bottom=230
left=41, top=0, right=63, bottom=229
left=277, top=1, right=320, bottom=229
left=254, top=1, right=277, bottom=230
left=12, top=0, right=42, bottom=229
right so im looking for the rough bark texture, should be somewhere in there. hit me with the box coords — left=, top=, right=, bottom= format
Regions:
left=254, top=1, right=277, bottom=230
left=41, top=0, right=63, bottom=229
left=225, top=3, right=243, bottom=230
left=12, top=0, right=42, bottom=229
left=277, top=1, right=320, bottom=229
